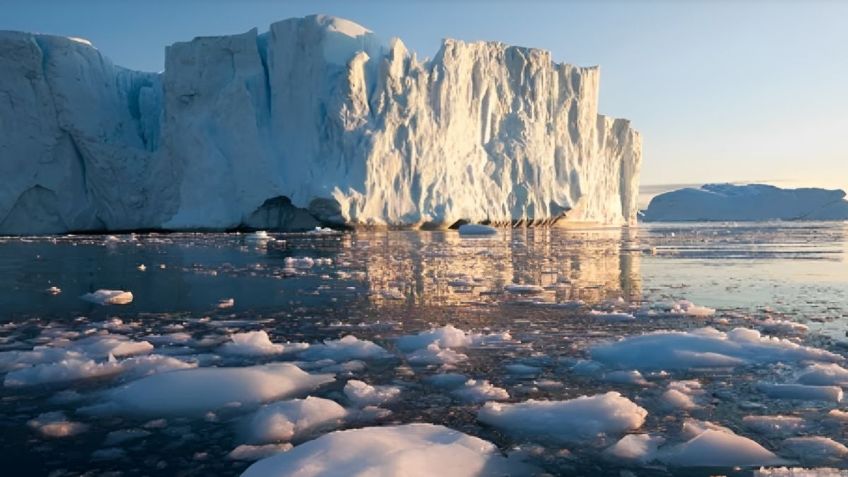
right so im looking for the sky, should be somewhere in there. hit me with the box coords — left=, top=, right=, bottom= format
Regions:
left=3, top=0, right=847, bottom=193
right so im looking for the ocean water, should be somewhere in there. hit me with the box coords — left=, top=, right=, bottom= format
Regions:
left=1, top=222, right=846, bottom=476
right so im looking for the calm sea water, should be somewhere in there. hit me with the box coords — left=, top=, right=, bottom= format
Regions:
left=1, top=222, right=846, bottom=476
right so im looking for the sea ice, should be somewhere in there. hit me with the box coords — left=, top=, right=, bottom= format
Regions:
left=477, top=391, right=647, bottom=442
left=603, top=433, right=665, bottom=463
left=241, top=423, right=533, bottom=477
left=591, top=327, right=843, bottom=371
left=406, top=343, right=468, bottom=365
left=299, top=336, right=390, bottom=361
left=743, top=415, right=807, bottom=436
left=220, top=331, right=308, bottom=356
left=229, top=443, right=293, bottom=461
left=27, top=411, right=88, bottom=438
left=343, top=379, right=401, bottom=407
left=452, top=379, right=509, bottom=403
left=100, top=363, right=334, bottom=416
left=781, top=437, right=848, bottom=465
left=757, top=383, right=843, bottom=403
left=796, top=363, right=848, bottom=387
left=657, top=428, right=787, bottom=467
left=245, top=396, right=347, bottom=443
left=80, top=289, right=134, bottom=305
left=396, top=325, right=510, bottom=351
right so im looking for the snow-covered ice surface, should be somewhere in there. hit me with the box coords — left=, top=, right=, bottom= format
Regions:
left=0, top=15, right=641, bottom=234
left=0, top=223, right=847, bottom=475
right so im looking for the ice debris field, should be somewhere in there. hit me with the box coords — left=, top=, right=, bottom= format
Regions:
left=1, top=224, right=848, bottom=476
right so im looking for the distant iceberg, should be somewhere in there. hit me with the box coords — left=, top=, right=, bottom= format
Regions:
left=642, top=184, right=848, bottom=222
left=0, top=15, right=641, bottom=234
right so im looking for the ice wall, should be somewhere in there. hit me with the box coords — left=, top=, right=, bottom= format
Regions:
left=0, top=15, right=641, bottom=234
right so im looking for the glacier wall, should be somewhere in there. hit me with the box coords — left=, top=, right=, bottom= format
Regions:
left=0, top=15, right=641, bottom=234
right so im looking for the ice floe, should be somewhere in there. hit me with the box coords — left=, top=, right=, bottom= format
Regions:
left=757, top=383, right=843, bottom=402
left=80, top=289, right=134, bottom=305
left=406, top=344, right=468, bottom=365
left=452, top=379, right=509, bottom=403
left=797, top=363, right=848, bottom=387
left=299, top=336, right=390, bottom=361
left=781, top=437, right=848, bottom=465
left=220, top=331, right=309, bottom=356
left=604, top=433, right=665, bottom=463
left=241, top=423, right=533, bottom=477
left=662, top=380, right=705, bottom=410
left=743, top=415, right=807, bottom=436
left=477, top=392, right=647, bottom=442
left=591, top=327, right=843, bottom=371
left=27, top=411, right=88, bottom=438
left=657, top=422, right=788, bottom=467
left=229, top=443, right=293, bottom=461
left=458, top=224, right=497, bottom=236
left=343, top=379, right=401, bottom=407
left=244, top=396, right=346, bottom=443
left=94, top=363, right=334, bottom=416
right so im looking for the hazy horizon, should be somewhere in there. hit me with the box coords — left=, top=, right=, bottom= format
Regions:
left=3, top=0, right=846, bottom=193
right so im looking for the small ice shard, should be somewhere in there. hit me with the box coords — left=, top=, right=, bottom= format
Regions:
left=477, top=391, right=647, bottom=442
left=241, top=423, right=534, bottom=477
left=458, top=224, right=497, bottom=236
left=27, top=411, right=88, bottom=438
left=284, top=257, right=314, bottom=269
left=343, top=379, right=401, bottom=407
left=217, top=298, right=235, bottom=309
left=81, top=289, right=134, bottom=305
left=757, top=383, right=843, bottom=402
left=638, top=300, right=715, bottom=318
left=46, top=286, right=61, bottom=295
left=452, top=379, right=509, bottom=403
left=245, top=396, right=347, bottom=443
left=589, top=310, right=636, bottom=322
left=137, top=264, right=147, bottom=271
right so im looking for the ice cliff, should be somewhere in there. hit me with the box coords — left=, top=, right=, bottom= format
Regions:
left=0, top=15, right=641, bottom=234
left=642, top=184, right=848, bottom=222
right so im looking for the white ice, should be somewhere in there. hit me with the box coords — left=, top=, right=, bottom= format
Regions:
left=80, top=289, right=134, bottom=305
left=244, top=396, right=347, bottom=443
left=343, top=379, right=401, bottom=407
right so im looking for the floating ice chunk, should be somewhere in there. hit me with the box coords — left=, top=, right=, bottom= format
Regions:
left=754, top=467, right=848, bottom=477
left=453, top=379, right=509, bottom=403
left=245, top=396, right=346, bottom=443
left=27, top=411, right=88, bottom=438
left=46, top=286, right=61, bottom=295
left=81, top=289, right=134, bottom=305
left=589, top=310, right=635, bottom=322
left=137, top=264, right=147, bottom=271
left=504, top=284, right=545, bottom=294
left=827, top=409, right=848, bottom=422
left=743, top=416, right=807, bottom=437
left=74, top=334, right=154, bottom=358
left=299, top=335, right=390, bottom=361
left=458, top=224, right=497, bottom=236
left=101, top=363, right=334, bottom=416
left=220, top=331, right=300, bottom=356
left=680, top=419, right=733, bottom=439
left=757, top=318, right=808, bottom=334
left=4, top=353, right=194, bottom=387
left=217, top=298, right=235, bottom=309
left=241, top=423, right=533, bottom=477
left=657, top=429, right=787, bottom=467
left=424, top=373, right=469, bottom=388
left=591, top=327, right=843, bottom=371
left=570, top=359, right=605, bottom=376
left=407, top=343, right=468, bottom=365
left=92, top=448, right=126, bottom=460
left=343, top=379, right=401, bottom=407
left=396, top=325, right=511, bottom=351
left=604, top=433, right=665, bottom=463
left=758, top=383, right=843, bottom=402
left=284, top=257, right=314, bottom=269
left=797, top=363, right=848, bottom=387
left=640, top=300, right=715, bottom=318
left=662, top=380, right=704, bottom=410
left=781, top=437, right=848, bottom=465
left=603, top=370, right=650, bottom=386
left=246, top=231, right=274, bottom=243
left=477, top=392, right=647, bottom=442
left=229, top=443, right=292, bottom=461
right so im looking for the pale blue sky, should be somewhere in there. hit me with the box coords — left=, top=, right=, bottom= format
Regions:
left=3, top=0, right=846, bottom=191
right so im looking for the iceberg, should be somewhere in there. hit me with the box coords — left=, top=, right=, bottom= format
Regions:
left=643, top=183, right=848, bottom=222
left=0, top=15, right=641, bottom=234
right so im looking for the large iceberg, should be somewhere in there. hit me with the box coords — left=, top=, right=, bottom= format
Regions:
left=642, top=183, right=848, bottom=222
left=0, top=15, right=641, bottom=234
